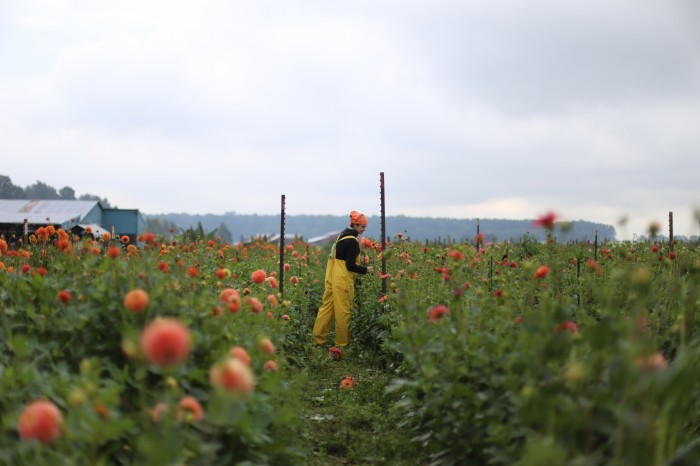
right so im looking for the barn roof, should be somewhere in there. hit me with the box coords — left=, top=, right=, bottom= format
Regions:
left=0, top=199, right=101, bottom=225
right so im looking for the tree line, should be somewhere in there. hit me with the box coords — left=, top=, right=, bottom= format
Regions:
left=1, top=174, right=630, bottom=243
left=0, top=174, right=112, bottom=207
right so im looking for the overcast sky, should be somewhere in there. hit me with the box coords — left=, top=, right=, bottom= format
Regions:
left=1, top=0, right=699, bottom=239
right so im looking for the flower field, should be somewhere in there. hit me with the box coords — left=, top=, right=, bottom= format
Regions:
left=0, top=221, right=699, bottom=465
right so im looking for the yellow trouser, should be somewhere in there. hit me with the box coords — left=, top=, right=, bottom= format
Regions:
left=313, top=257, right=356, bottom=347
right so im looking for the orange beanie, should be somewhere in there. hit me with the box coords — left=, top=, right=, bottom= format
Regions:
left=350, top=211, right=368, bottom=226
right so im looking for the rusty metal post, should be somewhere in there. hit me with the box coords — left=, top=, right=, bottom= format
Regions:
left=669, top=211, right=674, bottom=253
left=279, top=194, right=286, bottom=297
left=380, top=172, right=387, bottom=296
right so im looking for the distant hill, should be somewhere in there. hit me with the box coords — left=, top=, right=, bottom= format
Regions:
left=146, top=212, right=616, bottom=243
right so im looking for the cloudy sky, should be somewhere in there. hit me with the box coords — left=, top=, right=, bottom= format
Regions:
left=1, top=0, right=699, bottom=239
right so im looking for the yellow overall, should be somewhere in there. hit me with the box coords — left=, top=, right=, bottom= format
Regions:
left=313, top=235, right=359, bottom=347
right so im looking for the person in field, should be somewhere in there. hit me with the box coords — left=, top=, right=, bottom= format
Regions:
left=313, top=210, right=374, bottom=348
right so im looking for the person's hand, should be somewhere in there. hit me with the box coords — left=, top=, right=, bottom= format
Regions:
left=366, top=266, right=374, bottom=274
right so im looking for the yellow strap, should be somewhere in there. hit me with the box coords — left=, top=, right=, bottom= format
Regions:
left=329, top=235, right=359, bottom=259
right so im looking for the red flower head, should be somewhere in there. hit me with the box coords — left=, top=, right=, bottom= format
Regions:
left=251, top=269, right=267, bottom=284
left=428, top=305, right=449, bottom=323
left=557, top=321, right=579, bottom=334
left=329, top=346, right=344, bottom=360
left=533, top=212, right=558, bottom=230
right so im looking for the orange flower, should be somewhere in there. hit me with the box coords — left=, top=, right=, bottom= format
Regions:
left=143, top=231, right=155, bottom=243
left=266, top=294, right=278, bottom=309
left=447, top=250, right=465, bottom=261
left=18, top=400, right=63, bottom=444
left=228, top=346, right=252, bottom=366
left=102, top=232, right=111, bottom=242
left=123, top=289, right=149, bottom=312
left=534, top=265, right=550, bottom=279
left=107, top=246, right=121, bottom=259
left=339, top=376, right=356, bottom=389
left=635, top=352, right=668, bottom=371
left=187, top=267, right=199, bottom=277
left=251, top=269, right=267, bottom=284
left=140, top=318, right=192, bottom=367
left=246, top=297, right=263, bottom=313
left=220, top=288, right=241, bottom=313
left=265, top=276, right=279, bottom=289
left=209, top=358, right=256, bottom=396
left=263, top=360, right=279, bottom=372
left=177, top=396, right=204, bottom=423
left=259, top=337, right=275, bottom=355
left=93, top=403, right=109, bottom=418
left=120, top=235, right=130, bottom=244
left=150, top=402, right=169, bottom=423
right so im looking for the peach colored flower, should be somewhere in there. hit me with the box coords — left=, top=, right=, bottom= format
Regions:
left=260, top=337, right=275, bottom=355
left=263, top=360, right=279, bottom=372
left=228, top=346, right=252, bottom=366
left=177, top=396, right=204, bottom=423
left=123, top=289, right=149, bottom=312
left=18, top=400, right=63, bottom=443
left=246, top=297, right=263, bottom=313
left=140, top=318, right=192, bottom=367
left=209, top=358, right=256, bottom=396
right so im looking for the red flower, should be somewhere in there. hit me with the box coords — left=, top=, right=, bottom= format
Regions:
left=533, top=212, right=558, bottom=230
left=57, top=290, right=71, bottom=304
left=493, top=290, right=503, bottom=298
left=557, top=321, right=579, bottom=334
left=447, top=250, right=465, bottom=261
left=428, top=305, right=449, bottom=323
left=329, top=346, right=344, bottom=360
left=251, top=269, right=267, bottom=284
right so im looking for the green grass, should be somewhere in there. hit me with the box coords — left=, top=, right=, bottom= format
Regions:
left=290, top=344, right=425, bottom=466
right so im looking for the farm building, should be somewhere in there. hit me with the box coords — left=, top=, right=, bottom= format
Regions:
left=0, top=199, right=146, bottom=246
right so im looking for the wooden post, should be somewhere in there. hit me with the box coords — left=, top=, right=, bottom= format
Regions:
left=380, top=172, right=387, bottom=296
left=279, top=194, right=286, bottom=297
left=23, top=219, right=28, bottom=245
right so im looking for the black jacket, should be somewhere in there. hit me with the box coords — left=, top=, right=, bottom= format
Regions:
left=334, top=227, right=368, bottom=274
